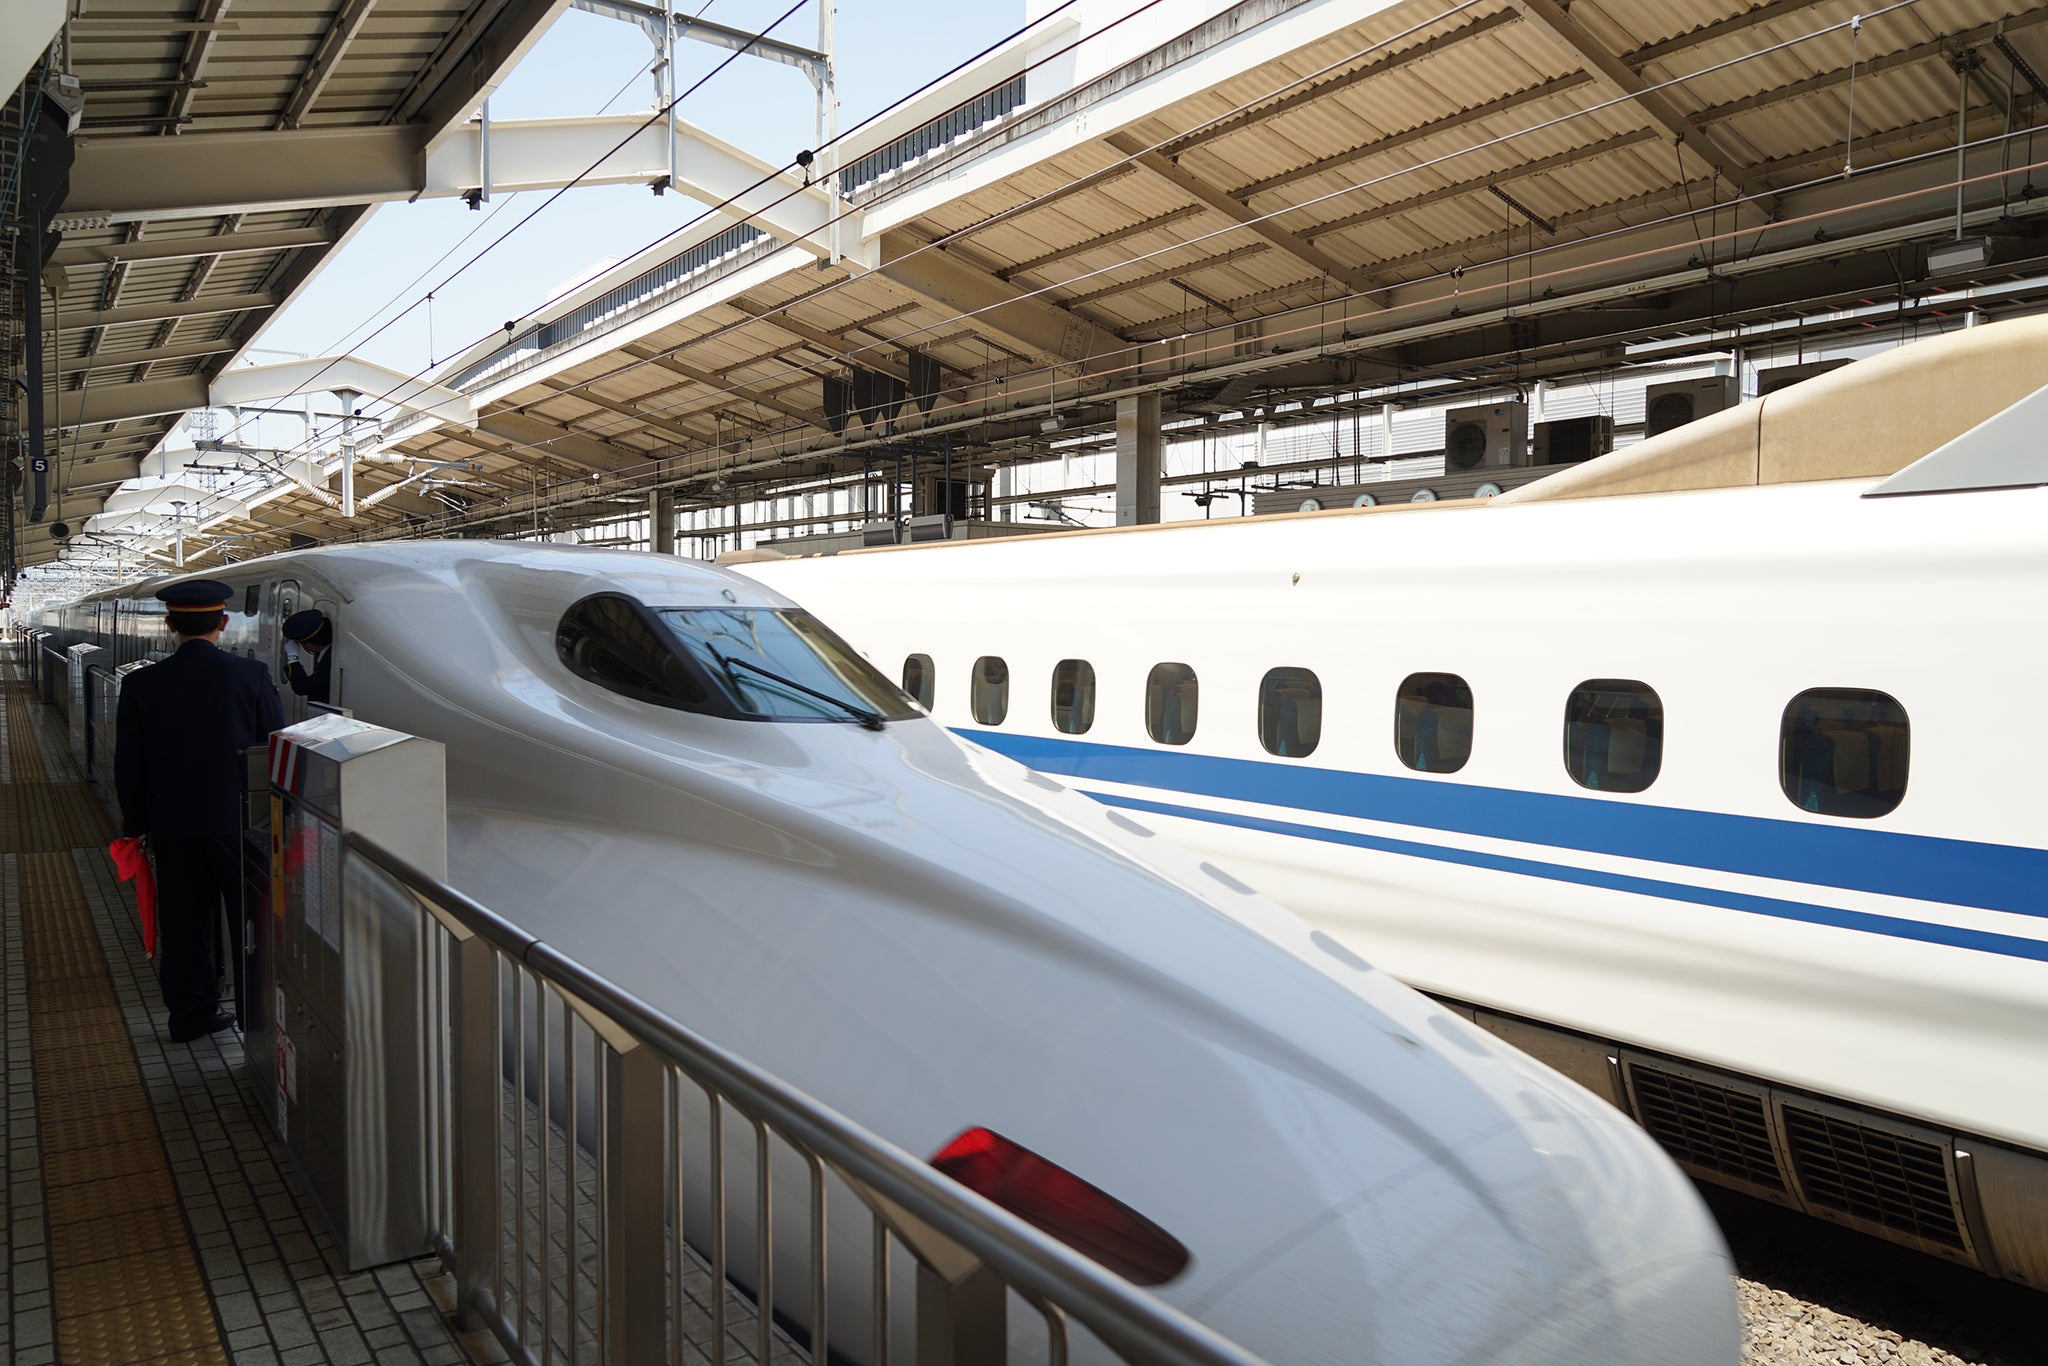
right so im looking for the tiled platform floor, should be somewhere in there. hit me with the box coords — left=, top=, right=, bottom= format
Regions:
left=1, top=665, right=511, bottom=1366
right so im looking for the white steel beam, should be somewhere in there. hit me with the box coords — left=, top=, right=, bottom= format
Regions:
left=879, top=230, right=1116, bottom=365
left=209, top=356, right=478, bottom=429
left=63, top=116, right=875, bottom=266
left=475, top=411, right=646, bottom=472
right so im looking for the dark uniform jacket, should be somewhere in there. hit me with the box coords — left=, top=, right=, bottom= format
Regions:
left=286, top=647, right=331, bottom=705
left=115, top=640, right=285, bottom=839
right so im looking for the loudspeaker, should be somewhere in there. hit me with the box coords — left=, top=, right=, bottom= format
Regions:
left=1644, top=376, right=1740, bottom=437
left=1442, top=402, right=1529, bottom=471
left=860, top=519, right=899, bottom=547
left=1533, top=415, right=1613, bottom=465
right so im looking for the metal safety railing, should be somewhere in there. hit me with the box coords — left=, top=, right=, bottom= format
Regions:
left=346, top=833, right=1267, bottom=1366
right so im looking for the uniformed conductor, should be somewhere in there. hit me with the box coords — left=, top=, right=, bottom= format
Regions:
left=115, top=580, right=285, bottom=1042
left=281, top=608, right=332, bottom=704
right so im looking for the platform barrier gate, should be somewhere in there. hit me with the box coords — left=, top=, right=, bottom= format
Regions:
left=262, top=716, right=1264, bottom=1366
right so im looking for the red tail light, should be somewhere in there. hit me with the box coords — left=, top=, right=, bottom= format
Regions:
left=930, top=1127, right=1191, bottom=1285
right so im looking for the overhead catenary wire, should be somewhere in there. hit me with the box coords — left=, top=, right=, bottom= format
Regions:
left=147, top=0, right=1160, bottom=521
left=200, top=0, right=825, bottom=459
left=167, top=131, right=2048, bottom=562
left=369, top=0, right=1942, bottom=451
left=350, top=0, right=1958, bottom=472
left=132, top=0, right=2001, bottom=556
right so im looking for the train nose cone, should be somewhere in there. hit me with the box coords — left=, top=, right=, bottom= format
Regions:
left=1193, top=1047, right=1739, bottom=1365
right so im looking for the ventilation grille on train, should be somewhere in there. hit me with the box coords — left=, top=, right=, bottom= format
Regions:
left=1628, top=1065, right=1785, bottom=1191
left=1781, top=1106, right=1965, bottom=1250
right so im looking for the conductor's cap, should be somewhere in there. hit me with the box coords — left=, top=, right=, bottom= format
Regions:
left=282, top=609, right=326, bottom=642
left=156, top=579, right=232, bottom=613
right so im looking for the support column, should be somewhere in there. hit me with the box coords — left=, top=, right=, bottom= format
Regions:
left=1114, top=393, right=1161, bottom=526
left=648, top=488, right=675, bottom=554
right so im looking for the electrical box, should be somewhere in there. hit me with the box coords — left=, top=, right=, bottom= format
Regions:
left=251, top=714, right=446, bottom=1269
left=65, top=642, right=109, bottom=771
left=1645, top=376, right=1740, bottom=437
left=1443, top=402, right=1529, bottom=471
left=1534, top=415, right=1615, bottom=465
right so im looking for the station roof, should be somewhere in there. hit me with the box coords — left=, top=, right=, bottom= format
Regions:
left=14, top=0, right=567, bottom=566
left=34, top=0, right=2048, bottom=564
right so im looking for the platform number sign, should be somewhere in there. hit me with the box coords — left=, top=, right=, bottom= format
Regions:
left=30, top=458, right=47, bottom=473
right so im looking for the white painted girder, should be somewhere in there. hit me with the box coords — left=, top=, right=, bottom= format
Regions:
left=210, top=356, right=477, bottom=429
left=63, top=115, right=876, bottom=267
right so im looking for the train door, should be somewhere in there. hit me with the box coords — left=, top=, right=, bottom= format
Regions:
left=305, top=590, right=342, bottom=713
left=264, top=578, right=307, bottom=725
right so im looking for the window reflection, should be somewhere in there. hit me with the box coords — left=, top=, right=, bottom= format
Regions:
left=1395, top=673, right=1472, bottom=773
left=903, top=653, right=934, bottom=710
left=1259, top=667, right=1321, bottom=758
left=1146, top=663, right=1198, bottom=745
left=971, top=656, right=1009, bottom=726
left=1051, top=659, right=1095, bottom=734
left=1564, top=680, right=1663, bottom=793
left=1780, top=688, right=1908, bottom=818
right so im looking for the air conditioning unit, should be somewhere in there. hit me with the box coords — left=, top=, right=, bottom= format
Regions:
left=1644, top=376, right=1740, bottom=437
left=1756, top=359, right=1851, bottom=396
left=905, top=513, right=952, bottom=543
left=1442, top=402, right=1529, bottom=471
left=1533, top=415, right=1614, bottom=465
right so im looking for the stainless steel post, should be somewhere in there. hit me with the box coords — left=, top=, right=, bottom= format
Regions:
left=603, top=1043, right=668, bottom=1364
left=451, top=919, right=501, bottom=1329
left=915, top=1258, right=1006, bottom=1366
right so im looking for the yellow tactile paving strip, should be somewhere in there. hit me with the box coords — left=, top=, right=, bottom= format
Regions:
left=8, top=696, right=231, bottom=1364
left=5, top=689, right=49, bottom=782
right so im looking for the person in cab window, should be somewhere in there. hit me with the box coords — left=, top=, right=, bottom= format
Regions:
left=282, top=609, right=334, bottom=704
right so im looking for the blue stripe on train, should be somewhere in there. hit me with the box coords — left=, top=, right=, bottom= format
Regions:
left=958, top=731, right=2048, bottom=923
left=1095, top=793, right=2048, bottom=964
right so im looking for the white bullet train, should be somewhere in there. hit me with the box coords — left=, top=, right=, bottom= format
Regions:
left=36, top=541, right=1736, bottom=1363
left=737, top=316, right=2048, bottom=1292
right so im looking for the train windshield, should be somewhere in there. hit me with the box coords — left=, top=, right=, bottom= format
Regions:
left=657, top=607, right=916, bottom=724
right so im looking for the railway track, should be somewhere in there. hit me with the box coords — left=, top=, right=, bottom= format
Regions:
left=1704, top=1188, right=2044, bottom=1365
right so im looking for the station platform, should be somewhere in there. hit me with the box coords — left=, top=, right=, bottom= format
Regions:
left=0, top=665, right=509, bottom=1366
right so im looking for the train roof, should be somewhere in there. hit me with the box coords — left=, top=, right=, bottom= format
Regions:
left=73, top=540, right=796, bottom=612
left=727, top=314, right=2048, bottom=571
left=1495, top=314, right=2048, bottom=505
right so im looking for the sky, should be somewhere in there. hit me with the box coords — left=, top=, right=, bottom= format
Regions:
left=250, top=1, right=1025, bottom=385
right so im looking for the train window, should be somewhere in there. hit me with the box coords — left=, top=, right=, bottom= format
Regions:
left=559, top=594, right=915, bottom=724
left=1780, top=689, right=1909, bottom=818
left=660, top=607, right=914, bottom=723
left=1146, top=663, right=1198, bottom=745
left=1259, top=667, right=1321, bottom=758
left=1051, top=659, right=1095, bottom=734
left=971, top=656, right=1009, bottom=725
left=1563, top=680, right=1663, bottom=793
left=243, top=585, right=259, bottom=616
left=1394, top=673, right=1472, bottom=773
left=558, top=595, right=711, bottom=709
left=903, top=654, right=934, bottom=710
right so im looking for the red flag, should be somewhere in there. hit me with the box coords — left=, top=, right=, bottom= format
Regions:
left=108, top=838, right=157, bottom=961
